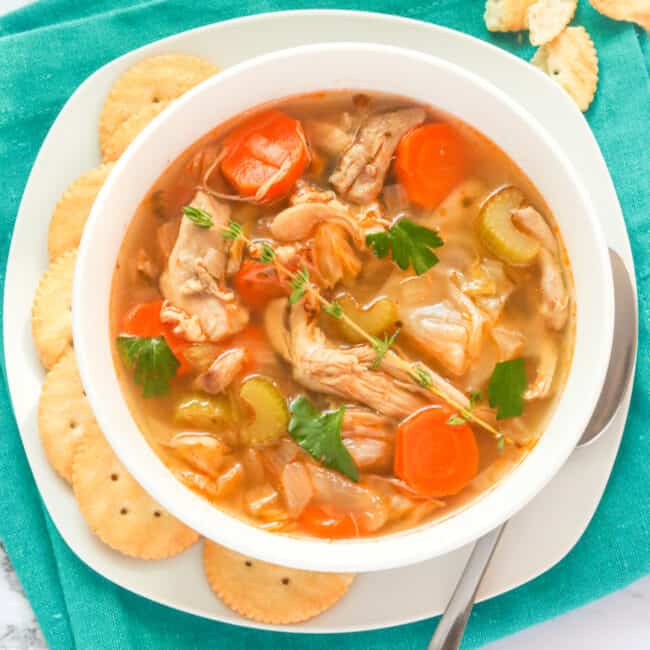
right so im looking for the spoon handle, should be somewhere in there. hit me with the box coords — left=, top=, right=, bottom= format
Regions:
left=428, top=524, right=506, bottom=650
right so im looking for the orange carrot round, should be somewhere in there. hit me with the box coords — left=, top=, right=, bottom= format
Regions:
left=394, top=405, right=479, bottom=497
left=121, top=300, right=190, bottom=375
left=395, top=123, right=467, bottom=208
left=298, top=505, right=359, bottom=539
left=220, top=110, right=310, bottom=202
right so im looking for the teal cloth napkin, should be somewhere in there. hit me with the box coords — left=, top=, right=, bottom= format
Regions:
left=1, top=1, right=648, bottom=648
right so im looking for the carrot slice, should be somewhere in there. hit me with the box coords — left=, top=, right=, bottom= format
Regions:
left=394, top=406, right=479, bottom=497
left=395, top=123, right=467, bottom=208
left=121, top=300, right=190, bottom=375
left=220, top=110, right=310, bottom=201
left=298, top=505, right=359, bottom=539
left=233, top=260, right=288, bottom=310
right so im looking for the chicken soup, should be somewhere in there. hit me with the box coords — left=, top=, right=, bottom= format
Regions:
left=111, top=91, right=574, bottom=539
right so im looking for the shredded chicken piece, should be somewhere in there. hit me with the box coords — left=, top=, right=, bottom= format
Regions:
left=342, top=409, right=395, bottom=440
left=473, top=260, right=515, bottom=324
left=160, top=301, right=205, bottom=342
left=312, top=222, right=361, bottom=288
left=343, top=438, right=392, bottom=472
left=538, top=248, right=569, bottom=330
left=288, top=302, right=430, bottom=419
left=330, top=107, right=425, bottom=204
left=167, top=432, right=227, bottom=479
left=491, top=326, right=526, bottom=361
left=263, top=298, right=292, bottom=362
left=512, top=206, right=556, bottom=252
left=512, top=205, right=569, bottom=330
left=136, top=248, right=159, bottom=280
left=194, top=348, right=246, bottom=394
left=525, top=338, right=558, bottom=400
left=307, top=464, right=388, bottom=532
left=303, top=119, right=353, bottom=157
left=449, top=278, right=486, bottom=360
left=270, top=202, right=363, bottom=246
left=159, top=191, right=249, bottom=341
left=281, top=461, right=313, bottom=519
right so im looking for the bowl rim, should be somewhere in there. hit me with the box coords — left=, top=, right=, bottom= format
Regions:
left=74, top=42, right=614, bottom=572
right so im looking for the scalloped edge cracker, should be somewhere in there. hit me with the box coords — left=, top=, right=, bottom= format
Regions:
left=38, top=348, right=101, bottom=484
left=531, top=26, right=599, bottom=111
left=203, top=541, right=355, bottom=624
left=72, top=429, right=199, bottom=559
left=590, top=0, right=650, bottom=29
left=99, top=54, right=219, bottom=156
left=48, top=163, right=114, bottom=260
left=528, top=0, right=578, bottom=45
left=102, top=100, right=172, bottom=163
left=32, top=249, right=76, bottom=369
left=484, top=0, right=537, bottom=31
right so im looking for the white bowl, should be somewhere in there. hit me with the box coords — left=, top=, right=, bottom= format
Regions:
left=74, top=43, right=614, bottom=573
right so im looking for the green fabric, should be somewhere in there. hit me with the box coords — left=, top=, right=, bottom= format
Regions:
left=0, top=1, right=648, bottom=648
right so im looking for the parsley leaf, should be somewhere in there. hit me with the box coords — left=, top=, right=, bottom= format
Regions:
left=289, top=265, right=310, bottom=305
left=182, top=205, right=213, bottom=228
left=487, top=358, right=527, bottom=420
left=116, top=335, right=180, bottom=398
left=288, top=396, right=358, bottom=482
left=366, top=219, right=443, bottom=275
left=370, top=328, right=400, bottom=370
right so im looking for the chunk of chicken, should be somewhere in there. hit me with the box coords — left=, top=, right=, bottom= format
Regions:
left=491, top=326, right=526, bottom=361
left=194, top=348, right=246, bottom=394
left=524, top=338, right=558, bottom=400
left=269, top=202, right=364, bottom=246
left=136, top=248, right=159, bottom=280
left=303, top=119, right=353, bottom=157
left=312, top=222, right=361, bottom=288
left=512, top=206, right=569, bottom=330
left=159, top=191, right=249, bottom=341
left=342, top=408, right=395, bottom=440
left=330, top=107, right=426, bottom=204
left=288, top=302, right=430, bottom=419
left=263, top=298, right=292, bottom=362
left=160, top=301, right=205, bottom=342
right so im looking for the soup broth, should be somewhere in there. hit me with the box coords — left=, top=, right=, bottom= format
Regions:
left=111, top=91, right=574, bottom=539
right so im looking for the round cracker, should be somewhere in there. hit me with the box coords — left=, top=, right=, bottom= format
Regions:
left=203, top=541, right=355, bottom=624
left=484, top=0, right=537, bottom=31
left=99, top=54, right=219, bottom=155
left=531, top=26, right=599, bottom=111
left=528, top=0, right=577, bottom=45
left=32, top=249, right=76, bottom=369
left=48, top=163, right=114, bottom=260
left=72, top=430, right=199, bottom=559
left=38, top=348, right=101, bottom=484
left=590, top=0, right=650, bottom=29
left=102, top=100, right=172, bottom=163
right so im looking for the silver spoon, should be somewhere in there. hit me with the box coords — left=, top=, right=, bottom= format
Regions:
left=428, top=249, right=638, bottom=650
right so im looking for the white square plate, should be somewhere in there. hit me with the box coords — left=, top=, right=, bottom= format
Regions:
left=2, top=10, right=636, bottom=633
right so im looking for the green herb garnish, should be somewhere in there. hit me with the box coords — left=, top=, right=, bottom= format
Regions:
left=259, top=242, right=276, bottom=264
left=366, top=218, right=443, bottom=275
left=116, top=335, right=180, bottom=398
left=447, top=414, right=467, bottom=426
left=223, top=220, right=243, bottom=240
left=324, top=300, right=343, bottom=319
left=288, top=396, right=358, bottom=482
left=289, top=265, right=310, bottom=305
left=496, top=434, right=505, bottom=453
left=370, top=328, right=400, bottom=370
left=182, top=205, right=214, bottom=229
left=487, top=358, right=527, bottom=420
left=411, top=365, right=433, bottom=389
left=469, top=390, right=483, bottom=409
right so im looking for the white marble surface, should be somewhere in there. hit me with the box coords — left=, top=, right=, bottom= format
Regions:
left=1, top=0, right=649, bottom=648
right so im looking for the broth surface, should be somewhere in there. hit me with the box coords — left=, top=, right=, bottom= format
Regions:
left=111, top=91, right=575, bottom=539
